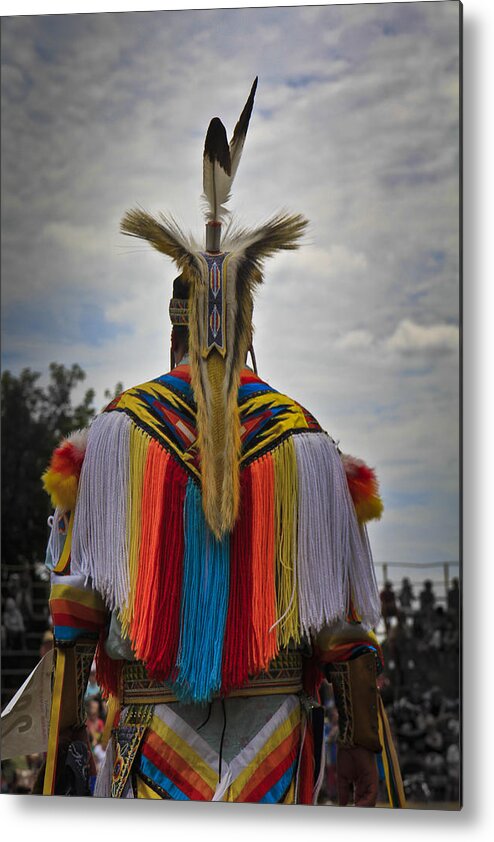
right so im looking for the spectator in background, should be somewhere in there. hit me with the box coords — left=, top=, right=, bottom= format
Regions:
left=447, top=578, right=460, bottom=621
left=423, top=751, right=447, bottom=800
left=85, top=698, right=104, bottom=748
left=424, top=723, right=444, bottom=753
left=84, top=697, right=106, bottom=776
left=419, top=579, right=436, bottom=621
left=4, top=596, right=26, bottom=650
left=84, top=663, right=101, bottom=700
left=423, top=686, right=446, bottom=720
left=380, top=581, right=398, bottom=632
left=446, top=741, right=460, bottom=800
left=398, top=577, right=414, bottom=612
left=6, top=572, right=21, bottom=599
left=387, top=613, right=410, bottom=689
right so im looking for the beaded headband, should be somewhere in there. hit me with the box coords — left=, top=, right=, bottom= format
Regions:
left=169, top=298, right=189, bottom=326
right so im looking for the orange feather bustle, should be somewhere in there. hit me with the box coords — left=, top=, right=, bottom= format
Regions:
left=342, top=454, right=384, bottom=524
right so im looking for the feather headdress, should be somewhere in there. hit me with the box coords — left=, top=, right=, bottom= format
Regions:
left=121, top=79, right=308, bottom=537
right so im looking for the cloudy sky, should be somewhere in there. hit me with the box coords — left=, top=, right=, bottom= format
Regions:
left=1, top=1, right=460, bottom=578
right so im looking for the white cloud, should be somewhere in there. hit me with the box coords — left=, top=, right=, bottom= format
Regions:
left=41, top=221, right=109, bottom=258
left=334, top=318, right=459, bottom=358
left=335, top=329, right=375, bottom=351
left=385, top=318, right=459, bottom=356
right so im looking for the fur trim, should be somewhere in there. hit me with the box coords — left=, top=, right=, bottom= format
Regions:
left=42, top=429, right=88, bottom=511
left=342, top=453, right=384, bottom=523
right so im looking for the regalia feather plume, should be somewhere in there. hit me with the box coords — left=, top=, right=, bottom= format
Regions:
left=202, top=77, right=258, bottom=224
left=121, top=79, right=308, bottom=537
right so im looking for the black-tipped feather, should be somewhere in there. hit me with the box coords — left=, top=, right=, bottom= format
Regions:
left=204, top=117, right=231, bottom=174
left=202, top=78, right=258, bottom=223
left=229, top=77, right=258, bottom=181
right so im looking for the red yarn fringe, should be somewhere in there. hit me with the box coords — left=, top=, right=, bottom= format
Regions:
left=95, top=632, right=123, bottom=699
left=144, top=457, right=188, bottom=680
left=249, top=454, right=277, bottom=673
left=221, top=467, right=253, bottom=694
left=302, top=652, right=324, bottom=700
left=130, top=444, right=188, bottom=680
left=298, top=720, right=315, bottom=805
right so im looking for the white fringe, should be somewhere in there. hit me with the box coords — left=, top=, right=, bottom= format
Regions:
left=351, top=520, right=381, bottom=628
left=72, top=412, right=132, bottom=611
left=46, top=507, right=67, bottom=570
left=294, top=432, right=380, bottom=632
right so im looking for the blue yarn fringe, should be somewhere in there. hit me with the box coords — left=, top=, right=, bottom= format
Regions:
left=173, top=480, right=230, bottom=703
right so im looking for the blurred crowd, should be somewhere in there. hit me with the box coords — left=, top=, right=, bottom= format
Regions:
left=381, top=576, right=460, bottom=645
left=319, top=577, right=460, bottom=806
left=1, top=564, right=52, bottom=651
left=378, top=577, right=460, bottom=804
left=2, top=572, right=460, bottom=802
left=385, top=683, right=460, bottom=803
left=1, top=663, right=109, bottom=794
left=381, top=578, right=460, bottom=698
left=2, top=569, right=37, bottom=651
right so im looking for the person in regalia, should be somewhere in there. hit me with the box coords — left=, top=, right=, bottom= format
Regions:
left=39, top=79, right=404, bottom=806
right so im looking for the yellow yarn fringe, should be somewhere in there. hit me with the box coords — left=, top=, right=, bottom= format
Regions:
left=273, top=438, right=300, bottom=648
left=120, top=425, right=150, bottom=636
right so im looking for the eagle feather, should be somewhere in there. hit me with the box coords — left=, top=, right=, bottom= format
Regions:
left=202, top=78, right=258, bottom=224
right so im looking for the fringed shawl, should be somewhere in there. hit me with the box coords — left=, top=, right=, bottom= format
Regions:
left=49, top=365, right=382, bottom=703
